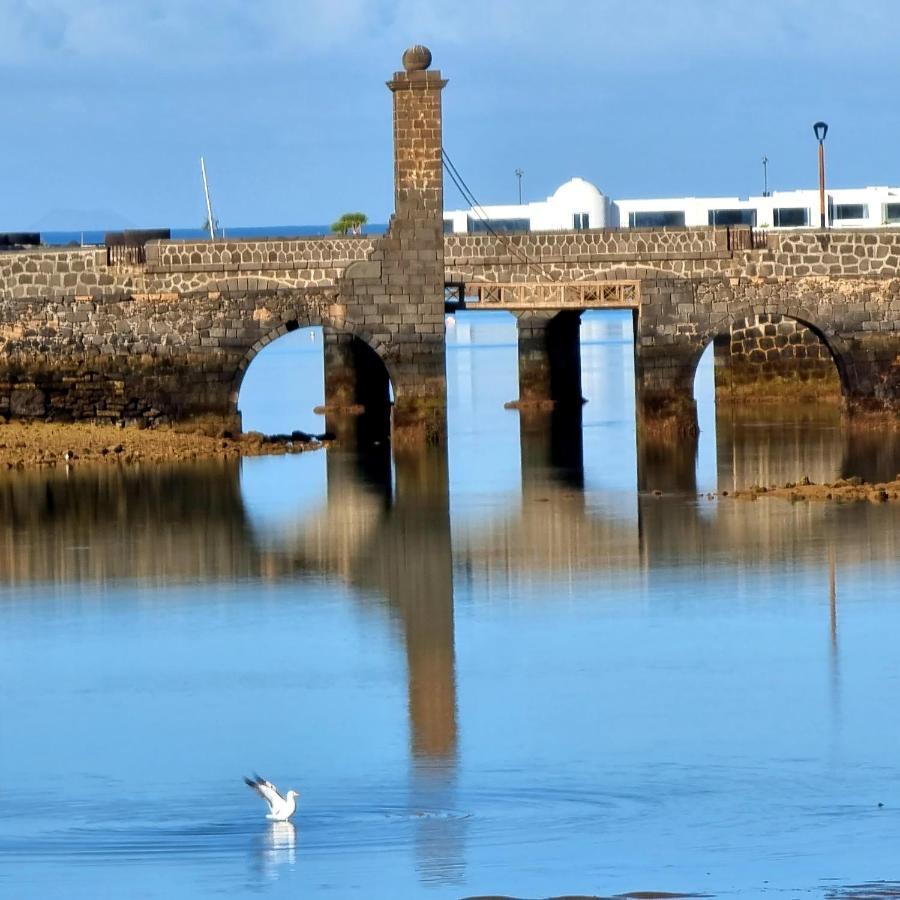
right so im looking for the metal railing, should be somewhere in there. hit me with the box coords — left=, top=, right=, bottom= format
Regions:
left=727, top=227, right=768, bottom=252
left=105, top=228, right=170, bottom=267
left=447, top=280, right=640, bottom=310
left=106, top=243, right=147, bottom=267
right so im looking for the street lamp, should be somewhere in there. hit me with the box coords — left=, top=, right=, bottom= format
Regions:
left=762, top=155, right=769, bottom=197
left=515, top=168, right=524, bottom=205
left=813, top=121, right=828, bottom=228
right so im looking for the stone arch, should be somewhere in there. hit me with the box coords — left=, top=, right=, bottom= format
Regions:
left=188, top=276, right=300, bottom=295
left=694, top=301, right=852, bottom=398
left=228, top=309, right=397, bottom=432
left=229, top=314, right=395, bottom=412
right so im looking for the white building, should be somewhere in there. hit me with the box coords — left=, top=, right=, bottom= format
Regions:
left=444, top=177, right=900, bottom=233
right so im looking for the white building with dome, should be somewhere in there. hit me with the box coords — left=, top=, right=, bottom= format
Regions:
left=443, top=177, right=612, bottom=233
left=443, top=177, right=900, bottom=233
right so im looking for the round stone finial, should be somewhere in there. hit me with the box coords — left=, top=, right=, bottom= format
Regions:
left=402, top=45, right=432, bottom=72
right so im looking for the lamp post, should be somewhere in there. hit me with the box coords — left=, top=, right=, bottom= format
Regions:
left=762, top=155, right=769, bottom=197
left=813, top=121, right=828, bottom=228
left=515, top=168, right=524, bottom=205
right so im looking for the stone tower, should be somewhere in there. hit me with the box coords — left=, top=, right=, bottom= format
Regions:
left=383, top=45, right=448, bottom=444
left=332, top=45, right=449, bottom=445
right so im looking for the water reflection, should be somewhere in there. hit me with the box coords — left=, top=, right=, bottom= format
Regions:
left=2, top=413, right=900, bottom=590
left=5, top=399, right=900, bottom=895
left=254, top=821, right=296, bottom=881
left=519, top=405, right=584, bottom=492
left=715, top=402, right=900, bottom=490
left=829, top=547, right=841, bottom=725
left=0, top=461, right=252, bottom=584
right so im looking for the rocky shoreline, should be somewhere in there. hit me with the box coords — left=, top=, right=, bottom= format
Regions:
left=723, top=475, right=900, bottom=503
left=0, top=422, right=328, bottom=469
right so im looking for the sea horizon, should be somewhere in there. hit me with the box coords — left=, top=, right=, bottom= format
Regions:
left=32, top=223, right=388, bottom=247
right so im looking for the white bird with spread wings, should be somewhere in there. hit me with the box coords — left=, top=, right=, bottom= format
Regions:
left=244, top=774, right=300, bottom=821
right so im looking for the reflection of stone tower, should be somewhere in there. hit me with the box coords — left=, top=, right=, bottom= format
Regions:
left=390, top=448, right=457, bottom=762
left=318, top=444, right=458, bottom=761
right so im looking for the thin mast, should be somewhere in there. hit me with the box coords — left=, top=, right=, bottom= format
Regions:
left=200, top=156, right=216, bottom=239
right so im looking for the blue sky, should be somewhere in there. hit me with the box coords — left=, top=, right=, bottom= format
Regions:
left=1, top=0, right=897, bottom=230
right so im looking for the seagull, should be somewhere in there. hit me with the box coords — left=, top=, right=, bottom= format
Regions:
left=244, top=774, right=300, bottom=821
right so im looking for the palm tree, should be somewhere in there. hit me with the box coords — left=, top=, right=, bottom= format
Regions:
left=331, top=212, right=368, bottom=235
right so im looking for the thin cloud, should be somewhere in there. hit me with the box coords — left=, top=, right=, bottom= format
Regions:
left=0, top=1, right=895, bottom=69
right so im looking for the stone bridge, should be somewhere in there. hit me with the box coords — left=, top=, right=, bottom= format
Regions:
left=445, top=226, right=900, bottom=432
left=2, top=45, right=900, bottom=441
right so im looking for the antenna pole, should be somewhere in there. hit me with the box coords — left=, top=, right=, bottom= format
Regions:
left=200, top=156, right=216, bottom=239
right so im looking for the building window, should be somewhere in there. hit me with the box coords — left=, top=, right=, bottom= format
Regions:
left=832, top=203, right=868, bottom=221
left=885, top=203, right=900, bottom=224
left=467, top=216, right=530, bottom=234
left=573, top=212, right=590, bottom=230
left=773, top=207, right=809, bottom=228
left=708, top=209, right=757, bottom=227
left=628, top=210, right=686, bottom=228
left=443, top=219, right=454, bottom=234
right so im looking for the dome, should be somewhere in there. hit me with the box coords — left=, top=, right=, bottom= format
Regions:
left=548, top=177, right=606, bottom=205
left=541, top=177, right=609, bottom=229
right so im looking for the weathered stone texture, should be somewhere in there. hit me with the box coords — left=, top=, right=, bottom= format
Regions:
left=5, top=63, right=900, bottom=438
left=0, top=55, right=450, bottom=439
left=444, top=227, right=900, bottom=426
left=445, top=227, right=900, bottom=282
left=715, top=315, right=840, bottom=400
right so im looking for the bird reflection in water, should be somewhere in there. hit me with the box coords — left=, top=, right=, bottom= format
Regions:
left=255, top=820, right=296, bottom=881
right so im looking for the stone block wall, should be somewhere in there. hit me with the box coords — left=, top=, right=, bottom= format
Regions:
left=0, top=287, right=336, bottom=426
left=147, top=237, right=375, bottom=292
left=715, top=315, right=841, bottom=401
left=7, top=201, right=900, bottom=432
left=0, top=239, right=376, bottom=301
left=0, top=248, right=126, bottom=300
left=444, top=227, right=729, bottom=285
left=446, top=227, right=900, bottom=283
left=334, top=57, right=448, bottom=445
left=0, top=49, right=452, bottom=437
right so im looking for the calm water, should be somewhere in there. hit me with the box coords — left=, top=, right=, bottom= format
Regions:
left=3, top=312, right=900, bottom=898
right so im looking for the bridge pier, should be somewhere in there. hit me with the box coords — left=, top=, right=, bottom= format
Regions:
left=513, top=311, right=583, bottom=409
left=633, top=308, right=700, bottom=492
left=321, top=327, right=391, bottom=447
left=840, top=335, right=900, bottom=420
left=633, top=343, right=699, bottom=439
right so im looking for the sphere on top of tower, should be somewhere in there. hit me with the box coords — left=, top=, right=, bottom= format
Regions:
left=402, top=45, right=432, bottom=72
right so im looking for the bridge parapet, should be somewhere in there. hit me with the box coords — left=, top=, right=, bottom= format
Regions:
left=0, top=236, right=380, bottom=301
left=446, top=227, right=900, bottom=282
left=0, top=247, right=117, bottom=300
left=146, top=236, right=376, bottom=274
left=445, top=226, right=730, bottom=268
